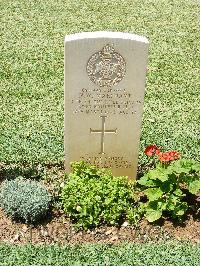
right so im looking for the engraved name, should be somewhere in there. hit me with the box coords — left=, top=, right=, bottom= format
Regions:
left=72, top=88, right=142, bottom=115
left=80, top=155, right=132, bottom=169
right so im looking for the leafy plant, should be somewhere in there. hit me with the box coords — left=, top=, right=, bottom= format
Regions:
left=60, top=161, right=139, bottom=229
left=0, top=177, right=52, bottom=224
left=138, top=158, right=200, bottom=222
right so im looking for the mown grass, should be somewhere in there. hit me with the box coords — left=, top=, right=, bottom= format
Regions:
left=1, top=0, right=199, bottom=165
left=0, top=242, right=200, bottom=266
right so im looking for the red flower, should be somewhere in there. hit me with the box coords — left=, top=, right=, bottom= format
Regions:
left=144, top=145, right=161, bottom=156
left=158, top=151, right=180, bottom=162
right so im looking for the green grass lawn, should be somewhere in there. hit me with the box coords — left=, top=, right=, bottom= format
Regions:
left=0, top=242, right=200, bottom=266
left=0, top=1, right=199, bottom=262
left=0, top=0, right=199, bottom=165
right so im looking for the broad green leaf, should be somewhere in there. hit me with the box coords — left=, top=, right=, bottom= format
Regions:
left=138, top=202, right=147, bottom=213
left=172, top=159, right=200, bottom=175
left=167, top=194, right=181, bottom=210
left=160, top=181, right=174, bottom=193
left=173, top=202, right=188, bottom=216
left=169, top=160, right=191, bottom=174
left=157, top=200, right=167, bottom=211
left=170, top=194, right=181, bottom=204
left=188, top=180, right=200, bottom=195
left=181, top=175, right=193, bottom=184
left=148, top=169, right=168, bottom=182
left=191, top=161, right=200, bottom=172
left=173, top=189, right=184, bottom=197
left=145, top=209, right=162, bottom=222
left=144, top=188, right=163, bottom=201
left=167, top=202, right=175, bottom=211
left=137, top=175, right=157, bottom=187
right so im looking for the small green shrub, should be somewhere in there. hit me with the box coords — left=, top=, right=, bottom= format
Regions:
left=60, top=161, right=139, bottom=229
left=138, top=159, right=200, bottom=222
left=0, top=178, right=52, bottom=224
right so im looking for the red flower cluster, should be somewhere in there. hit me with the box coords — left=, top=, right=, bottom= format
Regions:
left=158, top=151, right=180, bottom=162
left=144, top=145, right=161, bottom=156
left=144, top=144, right=180, bottom=163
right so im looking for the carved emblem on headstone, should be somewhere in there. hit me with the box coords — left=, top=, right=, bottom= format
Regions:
left=86, top=44, right=126, bottom=87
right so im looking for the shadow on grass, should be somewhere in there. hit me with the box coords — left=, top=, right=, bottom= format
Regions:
left=0, top=162, right=64, bottom=183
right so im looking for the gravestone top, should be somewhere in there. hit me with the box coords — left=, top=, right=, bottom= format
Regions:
left=64, top=31, right=149, bottom=179
left=65, top=31, right=149, bottom=43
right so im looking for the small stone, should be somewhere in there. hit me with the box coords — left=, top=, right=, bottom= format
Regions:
left=13, top=233, right=20, bottom=242
left=122, top=221, right=129, bottom=227
left=60, top=182, right=65, bottom=188
left=22, top=225, right=28, bottom=232
left=41, top=229, right=49, bottom=237
left=76, top=205, right=82, bottom=212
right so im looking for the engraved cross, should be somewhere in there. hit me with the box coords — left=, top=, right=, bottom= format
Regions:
left=90, top=115, right=117, bottom=154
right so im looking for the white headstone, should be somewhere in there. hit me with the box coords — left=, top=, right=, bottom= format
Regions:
left=64, top=31, right=149, bottom=179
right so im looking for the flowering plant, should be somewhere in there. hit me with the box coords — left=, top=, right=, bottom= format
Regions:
left=138, top=145, right=200, bottom=223
left=144, top=145, right=161, bottom=157
left=144, top=144, right=180, bottom=163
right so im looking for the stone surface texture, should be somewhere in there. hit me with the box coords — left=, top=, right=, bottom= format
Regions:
left=64, top=31, right=149, bottom=179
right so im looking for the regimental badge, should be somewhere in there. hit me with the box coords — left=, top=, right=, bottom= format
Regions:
left=86, top=44, right=126, bottom=87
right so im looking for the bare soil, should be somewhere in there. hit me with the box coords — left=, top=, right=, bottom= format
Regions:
left=0, top=163, right=199, bottom=245
left=0, top=208, right=199, bottom=245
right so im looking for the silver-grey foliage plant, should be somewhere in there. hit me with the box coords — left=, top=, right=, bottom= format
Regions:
left=0, top=178, right=52, bottom=224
